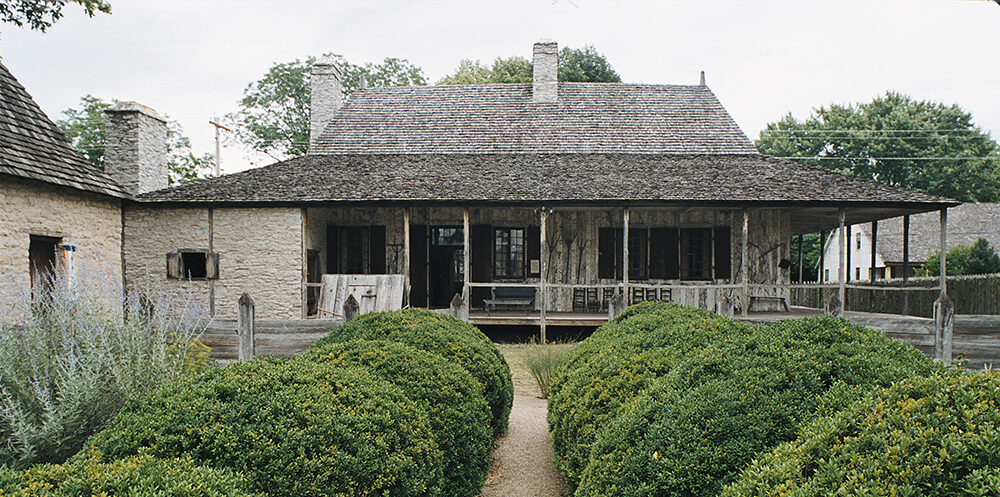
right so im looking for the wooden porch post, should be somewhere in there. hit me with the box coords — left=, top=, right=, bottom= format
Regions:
left=934, top=208, right=953, bottom=365
left=902, top=214, right=910, bottom=315
left=301, top=207, right=308, bottom=319
left=403, top=208, right=411, bottom=305
left=539, top=207, right=548, bottom=344
left=837, top=208, right=846, bottom=315
left=741, top=208, right=749, bottom=317
left=623, top=206, right=630, bottom=304
left=818, top=231, right=826, bottom=282
left=796, top=234, right=803, bottom=283
left=870, top=221, right=877, bottom=283
left=845, top=224, right=852, bottom=283
left=463, top=207, right=470, bottom=303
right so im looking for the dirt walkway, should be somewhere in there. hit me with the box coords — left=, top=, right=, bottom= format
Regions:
left=478, top=394, right=568, bottom=497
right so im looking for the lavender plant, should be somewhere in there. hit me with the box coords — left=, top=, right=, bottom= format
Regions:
left=0, top=267, right=211, bottom=468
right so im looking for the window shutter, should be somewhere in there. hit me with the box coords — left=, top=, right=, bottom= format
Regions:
left=470, top=224, right=492, bottom=308
left=409, top=225, right=428, bottom=308
left=205, top=252, right=220, bottom=280
left=166, top=252, right=182, bottom=279
left=598, top=227, right=616, bottom=279
left=526, top=226, right=541, bottom=277
left=649, top=228, right=676, bottom=279
left=326, top=224, right=338, bottom=274
left=714, top=226, right=732, bottom=280
left=369, top=225, right=386, bottom=274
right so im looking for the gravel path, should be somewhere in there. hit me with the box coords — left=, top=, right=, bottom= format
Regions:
left=478, top=394, right=568, bottom=497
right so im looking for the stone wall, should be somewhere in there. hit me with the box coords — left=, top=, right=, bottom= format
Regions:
left=124, top=205, right=302, bottom=320
left=0, top=175, right=123, bottom=310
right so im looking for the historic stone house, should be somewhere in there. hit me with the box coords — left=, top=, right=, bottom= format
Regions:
left=0, top=41, right=957, bottom=331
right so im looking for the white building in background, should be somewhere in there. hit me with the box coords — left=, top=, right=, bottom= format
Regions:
left=818, top=203, right=1000, bottom=282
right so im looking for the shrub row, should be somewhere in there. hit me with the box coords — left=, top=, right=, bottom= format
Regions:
left=723, top=372, right=1000, bottom=497
left=83, top=357, right=443, bottom=497
left=547, top=302, right=945, bottom=496
left=301, top=339, right=492, bottom=497
left=0, top=450, right=258, bottom=497
left=312, top=308, right=513, bottom=437
left=64, top=308, right=506, bottom=497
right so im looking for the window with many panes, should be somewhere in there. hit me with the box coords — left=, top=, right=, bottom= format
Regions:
left=494, top=227, right=525, bottom=280
left=339, top=227, right=370, bottom=274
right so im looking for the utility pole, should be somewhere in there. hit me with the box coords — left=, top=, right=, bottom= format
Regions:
left=208, top=119, right=231, bottom=177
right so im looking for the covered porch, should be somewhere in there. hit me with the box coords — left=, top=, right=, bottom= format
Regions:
left=302, top=200, right=954, bottom=344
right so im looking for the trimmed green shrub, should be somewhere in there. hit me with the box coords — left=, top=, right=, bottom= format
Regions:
left=546, top=302, right=743, bottom=487
left=574, top=316, right=945, bottom=497
left=82, top=357, right=443, bottom=497
left=723, top=372, right=1000, bottom=497
left=312, top=308, right=513, bottom=436
left=0, top=450, right=258, bottom=496
left=302, top=339, right=491, bottom=497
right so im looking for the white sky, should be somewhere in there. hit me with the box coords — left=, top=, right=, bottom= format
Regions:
left=1, top=0, right=997, bottom=174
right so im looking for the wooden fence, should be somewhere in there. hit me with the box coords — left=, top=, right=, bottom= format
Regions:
left=791, top=274, right=1000, bottom=318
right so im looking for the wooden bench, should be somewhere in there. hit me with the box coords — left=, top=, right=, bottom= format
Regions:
left=749, top=295, right=789, bottom=312
left=484, top=286, right=536, bottom=313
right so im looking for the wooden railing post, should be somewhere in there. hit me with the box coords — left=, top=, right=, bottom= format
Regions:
left=343, top=294, right=360, bottom=322
left=237, top=292, right=255, bottom=362
left=539, top=207, right=548, bottom=344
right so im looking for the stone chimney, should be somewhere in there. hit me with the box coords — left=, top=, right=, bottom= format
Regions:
left=104, top=102, right=168, bottom=195
left=532, top=40, right=558, bottom=103
left=310, top=55, right=343, bottom=147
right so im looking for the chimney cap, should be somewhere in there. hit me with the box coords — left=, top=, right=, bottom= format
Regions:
left=699, top=71, right=706, bottom=86
left=104, top=101, right=166, bottom=122
left=312, top=55, right=343, bottom=77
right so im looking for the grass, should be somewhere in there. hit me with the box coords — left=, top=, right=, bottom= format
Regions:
left=496, top=341, right=576, bottom=398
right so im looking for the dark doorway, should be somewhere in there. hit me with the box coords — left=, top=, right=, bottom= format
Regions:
left=29, top=235, right=59, bottom=297
left=429, top=227, right=464, bottom=308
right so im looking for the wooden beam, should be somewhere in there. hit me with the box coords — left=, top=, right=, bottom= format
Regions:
left=870, top=220, right=877, bottom=283
left=463, top=207, right=470, bottom=303
left=540, top=207, right=548, bottom=344
left=797, top=234, right=803, bottom=283
left=940, top=208, right=948, bottom=296
left=741, top=208, right=749, bottom=316
left=301, top=207, right=308, bottom=319
left=837, top=208, right=846, bottom=315
left=208, top=207, right=215, bottom=317
left=845, top=224, right=852, bottom=283
left=403, top=208, right=410, bottom=306
left=623, top=206, right=630, bottom=304
left=902, top=213, right=910, bottom=315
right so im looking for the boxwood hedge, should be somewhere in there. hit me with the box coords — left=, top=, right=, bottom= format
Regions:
left=0, top=450, right=258, bottom=497
left=570, top=315, right=944, bottom=497
left=82, top=357, right=443, bottom=497
left=723, top=372, right=1000, bottom=497
left=546, top=302, right=746, bottom=487
left=301, top=339, right=492, bottom=497
left=311, top=308, right=513, bottom=436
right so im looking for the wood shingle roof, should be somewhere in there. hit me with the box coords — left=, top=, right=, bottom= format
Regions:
left=138, top=153, right=954, bottom=207
left=309, top=83, right=759, bottom=155
left=0, top=62, right=125, bottom=198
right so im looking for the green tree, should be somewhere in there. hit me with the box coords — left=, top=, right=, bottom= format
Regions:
left=0, top=0, right=110, bottom=31
left=789, top=232, right=823, bottom=282
left=918, top=237, right=1000, bottom=276
left=226, top=55, right=426, bottom=157
left=56, top=95, right=213, bottom=186
left=438, top=45, right=621, bottom=85
left=756, top=92, right=1000, bottom=202
left=558, top=45, right=621, bottom=83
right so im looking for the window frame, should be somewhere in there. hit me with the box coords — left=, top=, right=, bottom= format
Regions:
left=493, top=226, right=526, bottom=281
left=167, top=249, right=219, bottom=281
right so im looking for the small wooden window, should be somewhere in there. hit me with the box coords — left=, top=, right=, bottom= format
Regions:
left=494, top=227, right=525, bottom=280
left=166, top=250, right=218, bottom=280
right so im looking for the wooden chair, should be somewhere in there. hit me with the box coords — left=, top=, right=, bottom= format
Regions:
left=645, top=288, right=658, bottom=302
left=659, top=288, right=672, bottom=302
left=572, top=288, right=587, bottom=312
left=602, top=288, right=614, bottom=311
left=630, top=287, right=645, bottom=305
left=586, top=288, right=600, bottom=312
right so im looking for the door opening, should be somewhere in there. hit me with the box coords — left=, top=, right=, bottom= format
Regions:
left=429, top=227, right=464, bottom=308
left=29, top=235, right=60, bottom=298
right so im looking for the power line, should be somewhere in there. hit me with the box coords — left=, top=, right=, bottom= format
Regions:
left=776, top=156, right=1000, bottom=161
left=760, top=129, right=983, bottom=134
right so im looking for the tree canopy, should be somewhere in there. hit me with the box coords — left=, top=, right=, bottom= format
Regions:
left=56, top=95, right=213, bottom=185
left=756, top=92, right=1000, bottom=202
left=919, top=237, right=1000, bottom=276
left=0, top=0, right=110, bottom=31
left=225, top=55, right=426, bottom=158
left=437, top=45, right=621, bottom=85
